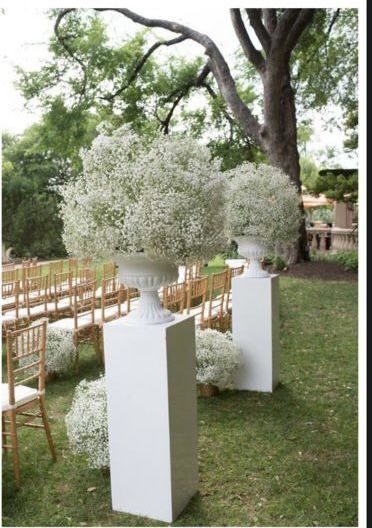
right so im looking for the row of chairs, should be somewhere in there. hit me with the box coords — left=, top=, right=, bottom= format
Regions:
left=2, top=271, right=95, bottom=325
left=164, top=265, right=244, bottom=330
left=2, top=258, right=95, bottom=291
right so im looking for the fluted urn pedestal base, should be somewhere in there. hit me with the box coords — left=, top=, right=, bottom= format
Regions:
left=234, top=236, right=270, bottom=278
left=115, top=253, right=178, bottom=325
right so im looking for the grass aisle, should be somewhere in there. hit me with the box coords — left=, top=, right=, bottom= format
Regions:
left=2, top=277, right=358, bottom=527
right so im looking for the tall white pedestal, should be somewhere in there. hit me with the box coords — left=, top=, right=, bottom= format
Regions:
left=103, top=315, right=198, bottom=523
left=232, top=274, right=279, bottom=392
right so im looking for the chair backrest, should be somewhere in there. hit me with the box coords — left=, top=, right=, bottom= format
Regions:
left=5, top=319, right=48, bottom=407
left=185, top=261, right=202, bottom=282
left=26, top=264, right=42, bottom=279
left=224, top=265, right=244, bottom=313
left=54, top=271, right=73, bottom=308
left=163, top=282, right=186, bottom=313
left=2, top=268, right=18, bottom=283
left=76, top=267, right=96, bottom=285
left=49, top=260, right=64, bottom=276
left=206, top=270, right=228, bottom=326
left=101, top=277, right=126, bottom=323
left=185, top=276, right=208, bottom=314
left=2, top=262, right=15, bottom=271
left=2, top=280, right=20, bottom=317
left=103, top=261, right=116, bottom=279
left=24, top=275, right=49, bottom=316
left=68, top=258, right=78, bottom=273
left=72, top=280, right=96, bottom=329
left=48, top=261, right=64, bottom=293
left=80, top=257, right=92, bottom=268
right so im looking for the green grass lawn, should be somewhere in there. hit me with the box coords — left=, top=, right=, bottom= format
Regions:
left=2, top=275, right=358, bottom=527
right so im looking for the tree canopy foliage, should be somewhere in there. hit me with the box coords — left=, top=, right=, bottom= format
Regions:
left=3, top=7, right=358, bottom=258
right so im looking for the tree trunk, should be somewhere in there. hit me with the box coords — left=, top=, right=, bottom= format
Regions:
left=261, top=57, right=309, bottom=261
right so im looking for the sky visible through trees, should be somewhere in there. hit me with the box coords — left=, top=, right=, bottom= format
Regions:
left=1, top=5, right=357, bottom=169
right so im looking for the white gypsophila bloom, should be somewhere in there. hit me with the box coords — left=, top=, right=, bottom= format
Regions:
left=17, top=323, right=76, bottom=376
left=195, top=328, right=241, bottom=389
left=65, top=376, right=109, bottom=469
left=225, top=162, right=303, bottom=251
left=44, top=327, right=76, bottom=374
left=59, top=124, right=227, bottom=263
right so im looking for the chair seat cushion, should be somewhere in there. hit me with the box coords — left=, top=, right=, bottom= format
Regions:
left=2, top=383, right=38, bottom=412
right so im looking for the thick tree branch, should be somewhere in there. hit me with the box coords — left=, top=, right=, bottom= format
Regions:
left=284, top=9, right=315, bottom=54
left=262, top=9, right=277, bottom=34
left=273, top=9, right=302, bottom=44
left=246, top=9, right=271, bottom=54
left=230, top=9, right=265, bottom=72
left=94, top=7, right=262, bottom=144
left=102, top=35, right=187, bottom=101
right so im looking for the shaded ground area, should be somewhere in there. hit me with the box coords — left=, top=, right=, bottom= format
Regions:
left=2, top=277, right=358, bottom=527
left=277, top=261, right=358, bottom=282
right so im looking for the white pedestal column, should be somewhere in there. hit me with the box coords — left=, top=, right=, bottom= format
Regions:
left=232, top=274, right=280, bottom=392
left=103, top=315, right=198, bottom=523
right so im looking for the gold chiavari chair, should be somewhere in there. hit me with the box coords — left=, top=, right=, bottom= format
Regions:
left=99, top=277, right=129, bottom=324
left=48, top=261, right=64, bottom=296
left=75, top=267, right=96, bottom=285
left=163, top=282, right=186, bottom=313
left=224, top=265, right=245, bottom=327
left=2, top=281, right=20, bottom=331
left=52, top=271, right=74, bottom=318
left=24, top=275, right=54, bottom=321
left=183, top=276, right=208, bottom=327
left=2, top=268, right=19, bottom=284
left=185, top=261, right=203, bottom=282
left=2, top=276, right=53, bottom=324
left=2, top=320, right=57, bottom=488
left=81, top=257, right=92, bottom=268
left=47, top=281, right=100, bottom=368
left=68, top=258, right=78, bottom=275
left=203, top=270, right=228, bottom=330
left=103, top=261, right=117, bottom=279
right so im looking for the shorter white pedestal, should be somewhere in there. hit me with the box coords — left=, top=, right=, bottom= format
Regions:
left=103, top=315, right=198, bottom=523
left=232, top=274, right=279, bottom=392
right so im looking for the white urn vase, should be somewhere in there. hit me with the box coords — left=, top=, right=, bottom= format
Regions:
left=115, top=253, right=178, bottom=325
left=234, top=236, right=270, bottom=278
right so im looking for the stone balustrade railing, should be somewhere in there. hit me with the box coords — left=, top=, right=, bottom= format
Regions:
left=307, top=227, right=357, bottom=252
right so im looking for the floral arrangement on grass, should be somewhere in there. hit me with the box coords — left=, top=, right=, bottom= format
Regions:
left=59, top=124, right=227, bottom=264
left=45, top=327, right=76, bottom=375
left=65, top=376, right=109, bottom=469
left=64, top=330, right=241, bottom=469
left=195, top=329, right=241, bottom=390
left=18, top=321, right=76, bottom=376
left=225, top=162, right=303, bottom=250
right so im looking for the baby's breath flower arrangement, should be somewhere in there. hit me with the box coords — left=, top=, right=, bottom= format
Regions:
left=226, top=162, right=302, bottom=250
left=59, top=124, right=227, bottom=264
left=18, top=321, right=76, bottom=376
left=195, top=329, right=241, bottom=390
left=65, top=331, right=241, bottom=468
left=65, top=376, right=109, bottom=469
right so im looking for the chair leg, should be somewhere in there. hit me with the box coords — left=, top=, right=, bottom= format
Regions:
left=9, top=410, right=21, bottom=488
left=2, top=413, right=7, bottom=453
left=38, top=397, right=57, bottom=461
